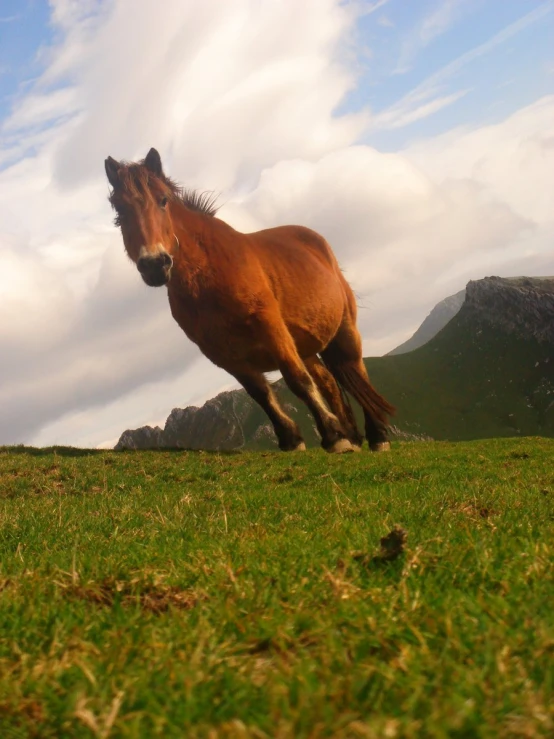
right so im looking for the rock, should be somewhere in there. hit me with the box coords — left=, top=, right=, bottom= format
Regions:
left=115, top=425, right=164, bottom=450
left=161, top=394, right=246, bottom=450
left=465, top=276, right=554, bottom=344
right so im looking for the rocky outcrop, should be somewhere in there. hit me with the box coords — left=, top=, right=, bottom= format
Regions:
left=115, top=425, right=164, bottom=450
left=389, top=289, right=466, bottom=355
left=115, top=389, right=274, bottom=451
left=161, top=391, right=250, bottom=450
left=464, top=276, right=554, bottom=344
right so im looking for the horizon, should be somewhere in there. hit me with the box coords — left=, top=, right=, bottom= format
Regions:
left=1, top=0, right=553, bottom=448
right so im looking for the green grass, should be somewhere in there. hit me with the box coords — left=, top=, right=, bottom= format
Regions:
left=1, top=439, right=553, bottom=738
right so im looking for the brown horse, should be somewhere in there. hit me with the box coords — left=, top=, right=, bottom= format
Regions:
left=104, top=148, right=394, bottom=453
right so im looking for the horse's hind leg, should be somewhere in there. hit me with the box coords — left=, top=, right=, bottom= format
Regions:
left=322, top=321, right=394, bottom=452
left=304, top=356, right=363, bottom=450
left=233, top=370, right=306, bottom=451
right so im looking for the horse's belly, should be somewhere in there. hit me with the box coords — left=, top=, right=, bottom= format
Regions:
left=197, top=335, right=278, bottom=373
left=192, top=315, right=332, bottom=374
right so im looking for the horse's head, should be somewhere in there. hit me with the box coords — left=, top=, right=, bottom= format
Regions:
left=105, top=148, right=177, bottom=287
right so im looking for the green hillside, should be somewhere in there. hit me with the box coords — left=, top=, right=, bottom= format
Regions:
left=363, top=307, right=554, bottom=441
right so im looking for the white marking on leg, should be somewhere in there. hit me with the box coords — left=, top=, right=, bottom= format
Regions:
left=307, top=383, right=338, bottom=424
left=267, top=392, right=293, bottom=426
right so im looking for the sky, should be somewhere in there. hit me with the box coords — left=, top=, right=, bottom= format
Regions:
left=0, top=0, right=553, bottom=449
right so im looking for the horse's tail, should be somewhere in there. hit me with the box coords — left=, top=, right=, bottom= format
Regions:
left=325, top=360, right=395, bottom=424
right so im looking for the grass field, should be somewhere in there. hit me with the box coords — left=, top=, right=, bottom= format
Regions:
left=1, top=438, right=553, bottom=738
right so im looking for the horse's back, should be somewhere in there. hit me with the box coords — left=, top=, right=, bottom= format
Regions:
left=251, top=224, right=339, bottom=270
left=236, top=224, right=352, bottom=352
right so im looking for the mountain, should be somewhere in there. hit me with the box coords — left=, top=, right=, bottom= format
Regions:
left=115, top=276, right=554, bottom=450
left=363, top=276, right=554, bottom=441
left=388, top=289, right=466, bottom=355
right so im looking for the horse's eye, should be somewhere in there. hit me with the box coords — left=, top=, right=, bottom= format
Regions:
left=160, top=196, right=168, bottom=208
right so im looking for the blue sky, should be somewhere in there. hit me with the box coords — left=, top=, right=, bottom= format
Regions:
left=0, top=0, right=52, bottom=120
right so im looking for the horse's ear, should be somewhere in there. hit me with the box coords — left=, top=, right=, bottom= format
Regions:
left=144, top=148, right=163, bottom=177
left=105, top=156, right=121, bottom=188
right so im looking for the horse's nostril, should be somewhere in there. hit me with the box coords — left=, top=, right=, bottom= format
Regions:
left=162, top=252, right=173, bottom=267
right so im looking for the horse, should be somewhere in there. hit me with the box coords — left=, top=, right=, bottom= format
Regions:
left=104, top=148, right=394, bottom=453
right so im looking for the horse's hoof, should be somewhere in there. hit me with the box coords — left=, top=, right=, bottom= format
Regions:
left=292, top=441, right=306, bottom=451
left=350, top=444, right=362, bottom=453
left=328, top=438, right=355, bottom=454
left=370, top=441, right=391, bottom=452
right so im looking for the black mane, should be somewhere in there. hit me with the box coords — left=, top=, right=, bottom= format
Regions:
left=167, top=179, right=219, bottom=217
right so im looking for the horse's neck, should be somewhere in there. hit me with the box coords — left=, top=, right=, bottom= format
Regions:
left=170, top=207, right=213, bottom=296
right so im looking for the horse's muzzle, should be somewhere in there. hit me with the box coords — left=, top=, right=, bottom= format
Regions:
left=137, top=253, right=173, bottom=287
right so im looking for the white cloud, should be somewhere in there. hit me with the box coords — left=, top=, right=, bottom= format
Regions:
left=2, top=87, right=79, bottom=132
left=362, top=0, right=391, bottom=15
left=419, top=0, right=465, bottom=45
left=47, top=0, right=365, bottom=192
left=377, top=15, right=394, bottom=29
left=32, top=357, right=234, bottom=449
left=404, top=95, right=554, bottom=226
left=372, top=89, right=469, bottom=130
left=394, top=0, right=468, bottom=74
left=0, top=0, right=552, bottom=447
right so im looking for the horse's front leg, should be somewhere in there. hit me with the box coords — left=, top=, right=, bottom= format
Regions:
left=233, top=370, right=306, bottom=451
left=277, top=355, right=354, bottom=453
left=254, top=317, right=354, bottom=453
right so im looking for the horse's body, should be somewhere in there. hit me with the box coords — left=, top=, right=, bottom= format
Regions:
left=105, top=148, right=394, bottom=452
left=169, top=221, right=346, bottom=371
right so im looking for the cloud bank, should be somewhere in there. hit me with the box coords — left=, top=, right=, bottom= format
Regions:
left=0, top=0, right=552, bottom=447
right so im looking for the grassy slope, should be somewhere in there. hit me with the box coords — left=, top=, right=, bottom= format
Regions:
left=1, top=439, right=553, bottom=737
